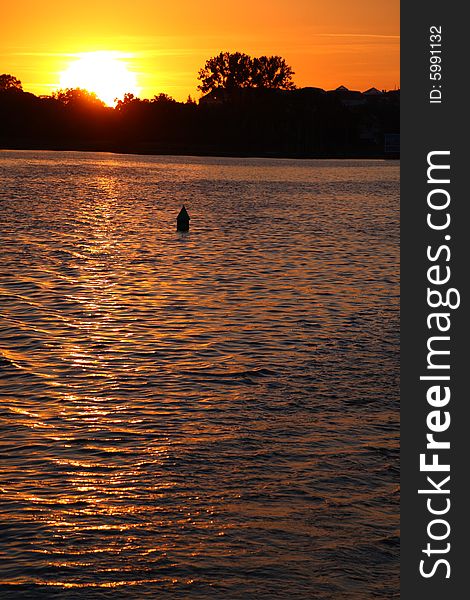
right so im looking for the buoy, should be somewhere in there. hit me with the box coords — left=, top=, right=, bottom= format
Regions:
left=176, top=205, right=190, bottom=232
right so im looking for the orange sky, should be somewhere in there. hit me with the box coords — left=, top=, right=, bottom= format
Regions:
left=2, top=0, right=399, bottom=101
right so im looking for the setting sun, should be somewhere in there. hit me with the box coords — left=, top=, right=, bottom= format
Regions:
left=2, top=1, right=399, bottom=99
left=59, top=52, right=139, bottom=106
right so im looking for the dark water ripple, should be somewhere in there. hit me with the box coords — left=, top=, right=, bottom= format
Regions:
left=0, top=152, right=399, bottom=599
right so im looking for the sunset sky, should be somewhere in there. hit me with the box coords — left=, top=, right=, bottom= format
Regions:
left=2, top=0, right=399, bottom=102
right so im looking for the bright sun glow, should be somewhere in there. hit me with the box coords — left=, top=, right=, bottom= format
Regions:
left=59, top=52, right=139, bottom=106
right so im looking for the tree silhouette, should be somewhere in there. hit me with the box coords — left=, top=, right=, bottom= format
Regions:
left=197, top=52, right=296, bottom=94
left=152, top=93, right=176, bottom=104
left=0, top=74, right=23, bottom=91
left=52, top=88, right=105, bottom=107
left=252, top=56, right=296, bottom=90
left=197, top=52, right=254, bottom=93
left=115, top=92, right=139, bottom=110
left=0, top=69, right=399, bottom=158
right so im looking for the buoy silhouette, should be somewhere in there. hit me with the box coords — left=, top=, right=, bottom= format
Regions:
left=176, top=205, right=190, bottom=232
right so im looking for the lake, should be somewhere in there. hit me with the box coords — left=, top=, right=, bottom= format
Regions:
left=0, top=151, right=399, bottom=599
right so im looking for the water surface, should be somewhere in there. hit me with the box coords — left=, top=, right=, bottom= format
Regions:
left=0, top=151, right=399, bottom=599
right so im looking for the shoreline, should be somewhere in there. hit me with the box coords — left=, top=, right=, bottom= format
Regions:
left=0, top=142, right=399, bottom=160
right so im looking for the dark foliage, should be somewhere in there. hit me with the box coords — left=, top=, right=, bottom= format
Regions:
left=197, top=52, right=295, bottom=93
left=0, top=75, right=399, bottom=158
left=0, top=74, right=23, bottom=91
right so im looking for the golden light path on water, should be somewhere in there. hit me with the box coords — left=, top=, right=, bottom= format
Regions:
left=0, top=152, right=399, bottom=599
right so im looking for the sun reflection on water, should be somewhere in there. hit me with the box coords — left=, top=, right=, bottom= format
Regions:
left=0, top=153, right=399, bottom=597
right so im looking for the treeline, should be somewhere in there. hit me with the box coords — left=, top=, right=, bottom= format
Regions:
left=0, top=64, right=399, bottom=158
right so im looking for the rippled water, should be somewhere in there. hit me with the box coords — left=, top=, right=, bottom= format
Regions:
left=0, top=151, right=399, bottom=599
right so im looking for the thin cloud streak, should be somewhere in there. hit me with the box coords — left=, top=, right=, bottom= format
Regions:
left=318, top=33, right=399, bottom=39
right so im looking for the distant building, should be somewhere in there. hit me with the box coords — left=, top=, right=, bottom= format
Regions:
left=364, top=87, right=383, bottom=96
left=199, top=90, right=226, bottom=105
left=297, top=86, right=326, bottom=95
left=327, top=85, right=365, bottom=107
